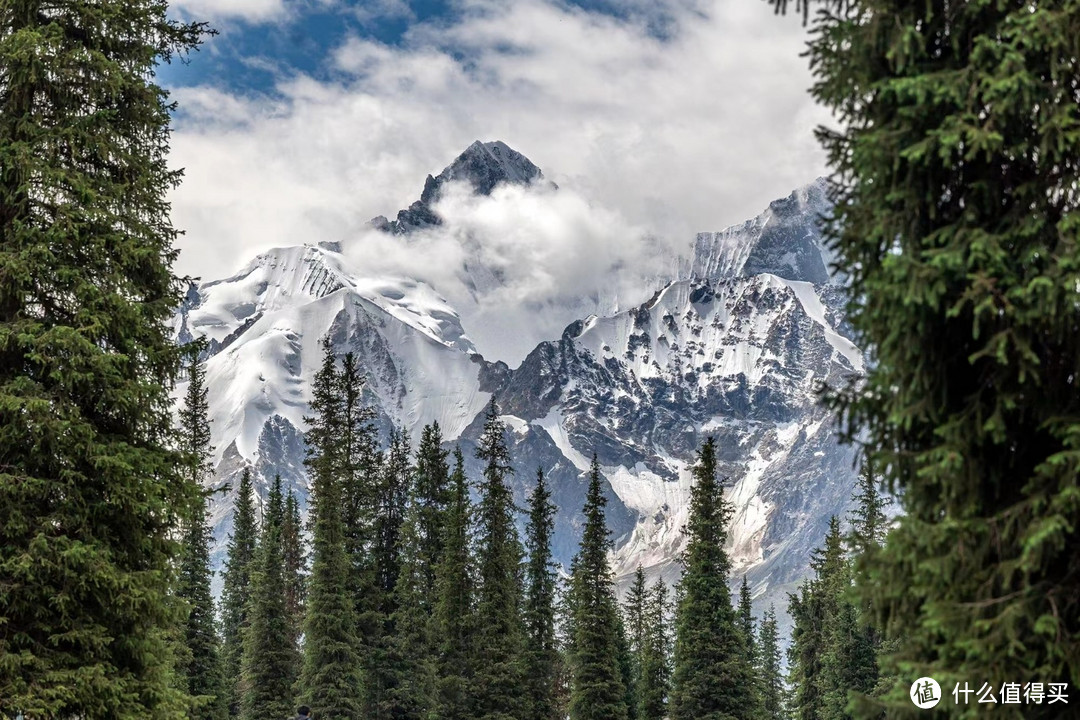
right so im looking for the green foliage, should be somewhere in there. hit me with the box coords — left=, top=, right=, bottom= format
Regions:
left=757, top=607, right=784, bottom=720
left=366, top=429, right=412, bottom=718
left=624, top=566, right=649, bottom=719
left=567, top=456, right=629, bottom=720
left=524, top=469, right=561, bottom=720
left=638, top=580, right=671, bottom=720
left=220, top=467, right=258, bottom=716
left=176, top=350, right=226, bottom=717
left=781, top=0, right=1080, bottom=713
left=298, top=341, right=365, bottom=718
left=788, top=516, right=879, bottom=720
left=241, top=476, right=299, bottom=720
left=415, top=422, right=452, bottom=595
left=472, top=400, right=527, bottom=720
left=433, top=448, right=476, bottom=720
left=670, top=438, right=756, bottom=720
left=282, top=490, right=306, bottom=653
left=0, top=1, right=208, bottom=716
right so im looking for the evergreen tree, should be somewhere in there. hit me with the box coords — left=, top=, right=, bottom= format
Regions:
left=282, top=490, right=306, bottom=652
left=380, top=423, right=453, bottom=719
left=472, top=400, right=527, bottom=720
left=0, top=3, right=208, bottom=716
left=737, top=576, right=755, bottom=661
left=335, top=350, right=383, bottom=702
left=298, top=341, right=364, bottom=718
left=433, top=448, right=476, bottom=720
left=241, top=476, right=299, bottom=720
left=415, top=422, right=452, bottom=595
left=771, top=0, right=1080, bottom=712
left=735, top=575, right=760, bottom=709
left=524, top=469, right=561, bottom=720
left=366, top=429, right=412, bottom=718
left=567, top=456, right=628, bottom=720
left=624, top=565, right=648, bottom=718
left=220, top=467, right=258, bottom=716
left=787, top=517, right=845, bottom=720
left=757, top=607, right=784, bottom=720
left=638, top=580, right=671, bottom=720
left=670, top=437, right=756, bottom=720
left=384, top=500, right=438, bottom=719
left=176, top=349, right=226, bottom=717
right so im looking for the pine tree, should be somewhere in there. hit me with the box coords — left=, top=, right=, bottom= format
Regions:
left=0, top=3, right=208, bottom=716
left=624, top=565, right=650, bottom=719
left=282, top=490, right=306, bottom=652
left=757, top=607, right=784, bottom=720
left=736, top=575, right=760, bottom=709
left=220, top=467, right=258, bottom=716
left=176, top=348, right=226, bottom=717
left=335, top=350, right=383, bottom=704
left=472, top=400, right=527, bottom=720
left=770, top=0, right=1080, bottom=713
left=567, top=456, right=629, bottom=720
left=415, top=422, right=452, bottom=595
left=638, top=580, right=671, bottom=720
left=433, top=448, right=476, bottom=720
left=524, top=469, right=561, bottom=720
left=384, top=502, right=438, bottom=719
left=787, top=580, right=823, bottom=720
left=366, top=429, right=412, bottom=718
left=670, top=437, right=755, bottom=720
left=241, top=476, right=299, bottom=720
left=737, top=576, right=755, bottom=661
left=788, top=517, right=845, bottom=720
left=298, top=341, right=364, bottom=718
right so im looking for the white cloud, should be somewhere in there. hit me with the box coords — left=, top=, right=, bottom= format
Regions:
left=337, top=180, right=675, bottom=361
left=167, top=0, right=830, bottom=361
left=171, top=0, right=289, bottom=23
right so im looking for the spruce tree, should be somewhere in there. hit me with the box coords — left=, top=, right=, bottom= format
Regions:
left=240, top=476, right=298, bottom=720
left=366, top=429, right=412, bottom=718
left=472, top=400, right=527, bottom=720
left=176, top=349, right=226, bottom=717
left=787, top=580, right=824, bottom=720
left=670, top=437, right=755, bottom=720
left=0, top=3, right=208, bottom=716
left=415, top=421, right=452, bottom=594
left=298, top=341, right=364, bottom=718
left=771, top=0, right=1080, bottom=712
left=567, top=456, right=629, bottom=720
left=282, top=490, right=306, bottom=652
left=736, top=575, right=760, bottom=709
left=384, top=503, right=438, bottom=719
left=757, top=607, right=784, bottom=720
left=737, top=576, right=755, bottom=661
left=433, top=448, right=476, bottom=720
left=524, top=469, right=561, bottom=720
left=220, top=467, right=258, bottom=716
left=624, top=565, right=649, bottom=719
left=638, top=580, right=671, bottom=720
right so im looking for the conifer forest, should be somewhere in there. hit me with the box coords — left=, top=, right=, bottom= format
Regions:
left=1, top=0, right=1078, bottom=719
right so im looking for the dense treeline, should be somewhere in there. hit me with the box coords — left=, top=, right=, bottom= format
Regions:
left=173, top=347, right=894, bottom=720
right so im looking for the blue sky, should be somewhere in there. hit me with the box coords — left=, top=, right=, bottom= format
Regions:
left=163, top=0, right=689, bottom=95
left=163, top=0, right=827, bottom=282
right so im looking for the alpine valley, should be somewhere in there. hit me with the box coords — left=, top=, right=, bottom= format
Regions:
left=172, top=140, right=864, bottom=629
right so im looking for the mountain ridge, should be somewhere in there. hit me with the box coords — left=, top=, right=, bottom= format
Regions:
left=174, top=142, right=860, bottom=632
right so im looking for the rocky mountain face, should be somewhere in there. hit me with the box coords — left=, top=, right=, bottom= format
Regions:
left=174, top=143, right=862, bottom=628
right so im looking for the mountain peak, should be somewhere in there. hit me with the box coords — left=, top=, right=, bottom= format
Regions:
left=372, top=140, right=552, bottom=234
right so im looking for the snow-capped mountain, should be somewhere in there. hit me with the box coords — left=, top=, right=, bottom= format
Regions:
left=174, top=142, right=862, bottom=626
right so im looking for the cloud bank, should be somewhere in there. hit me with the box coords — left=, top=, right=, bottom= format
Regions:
left=166, top=0, right=829, bottom=360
